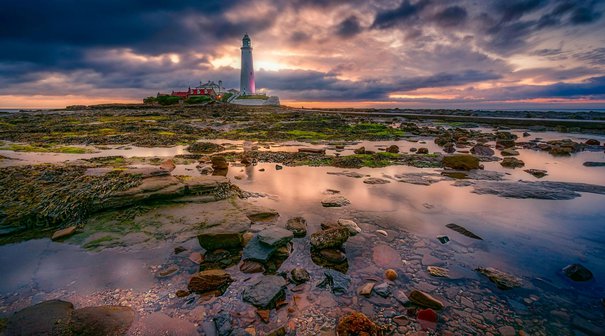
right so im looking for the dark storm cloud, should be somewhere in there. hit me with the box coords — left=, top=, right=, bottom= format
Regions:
left=336, top=16, right=363, bottom=38
left=433, top=6, right=468, bottom=27
left=371, top=0, right=430, bottom=29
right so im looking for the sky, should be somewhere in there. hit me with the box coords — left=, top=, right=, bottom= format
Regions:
left=1, top=0, right=605, bottom=109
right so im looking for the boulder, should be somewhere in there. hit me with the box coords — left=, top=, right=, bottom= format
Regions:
left=286, top=217, right=307, bottom=237
left=585, top=139, right=600, bottom=146
left=257, top=227, right=293, bottom=247
left=500, top=157, right=525, bottom=168
left=211, top=156, right=229, bottom=170
left=524, top=169, right=548, bottom=178
left=337, top=219, right=361, bottom=236
left=442, top=155, right=480, bottom=170
left=51, top=226, right=77, bottom=241
left=242, top=275, right=286, bottom=309
left=160, top=159, right=176, bottom=172
left=310, top=227, right=350, bottom=249
left=562, top=263, right=593, bottom=281
left=290, top=267, right=310, bottom=284
left=70, top=306, right=135, bottom=336
left=242, top=235, right=278, bottom=263
left=188, top=269, right=234, bottom=293
left=476, top=267, right=522, bottom=289
left=336, top=312, right=379, bottom=336
left=417, top=147, right=429, bottom=154
left=321, top=195, right=350, bottom=207
left=5, top=300, right=74, bottom=336
left=470, top=144, right=495, bottom=156
left=501, top=148, right=519, bottom=156
left=198, top=232, right=242, bottom=251
left=385, top=145, right=399, bottom=153
left=409, top=290, right=444, bottom=310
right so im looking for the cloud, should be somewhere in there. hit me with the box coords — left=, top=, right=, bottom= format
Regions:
left=336, top=16, right=363, bottom=38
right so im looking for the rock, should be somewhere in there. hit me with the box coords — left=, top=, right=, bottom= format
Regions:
left=189, top=252, right=203, bottom=264
left=417, top=308, right=438, bottom=322
left=498, top=326, right=516, bottom=336
left=242, top=235, right=278, bottom=263
left=256, top=309, right=270, bottom=323
left=174, top=246, right=187, bottom=254
left=354, top=146, right=366, bottom=154
left=562, top=263, right=593, bottom=281
left=156, top=265, right=179, bottom=278
left=410, top=147, right=418, bottom=152
left=583, top=161, right=605, bottom=167
left=290, top=267, right=310, bottom=284
left=445, top=223, right=483, bottom=240
left=501, top=148, right=519, bottom=156
left=176, top=290, right=190, bottom=298
left=336, top=312, right=379, bottom=336
left=363, top=177, right=391, bottom=184
left=442, top=155, right=480, bottom=170
left=358, top=282, right=375, bottom=297
left=160, top=159, right=176, bottom=171
left=523, top=132, right=531, bottom=137
left=500, top=157, right=525, bottom=168
left=71, top=306, right=135, bottom=336
left=5, top=300, right=74, bottom=336
left=476, top=267, right=522, bottom=289
left=386, top=145, right=400, bottom=153
left=373, top=282, right=391, bottom=298
left=319, top=248, right=347, bottom=263
left=470, top=144, right=495, bottom=156
left=257, top=227, right=293, bottom=247
left=469, top=180, right=605, bottom=200
left=585, top=139, right=600, bottom=145
left=394, top=290, right=410, bottom=305
left=337, top=219, right=361, bottom=236
left=275, top=165, right=283, bottom=170
left=136, top=312, right=198, bottom=336
left=286, top=217, right=307, bottom=237
left=198, top=232, right=242, bottom=251
left=211, top=156, right=229, bottom=170
left=409, top=290, right=444, bottom=310
left=437, top=235, right=449, bottom=244
left=427, top=266, right=449, bottom=278
left=242, top=275, right=286, bottom=309
left=310, top=227, right=350, bottom=249
left=376, top=230, right=388, bottom=236
left=51, top=226, right=77, bottom=241
left=298, top=148, right=325, bottom=154
left=385, top=269, right=398, bottom=281
left=524, top=169, right=548, bottom=178
left=213, top=311, right=233, bottom=336
left=549, top=145, right=572, bottom=156
left=240, top=260, right=265, bottom=273
left=197, top=164, right=214, bottom=175
left=188, top=142, right=225, bottom=154
left=321, top=195, right=350, bottom=207
left=188, top=269, right=234, bottom=294
left=417, top=147, right=429, bottom=154
left=319, top=269, right=351, bottom=295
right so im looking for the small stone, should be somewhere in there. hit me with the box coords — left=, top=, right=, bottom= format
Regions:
left=176, top=290, right=190, bottom=298
left=336, top=312, right=379, bottom=336
left=386, top=145, right=400, bottom=153
left=427, top=266, right=449, bottom=278
left=188, top=269, right=234, bottom=294
left=498, top=326, right=516, bottom=336
left=337, top=219, right=361, bottom=236
left=160, top=159, right=176, bottom=171
left=385, top=269, right=398, bottom=281
left=51, top=226, right=77, bottom=241
left=501, top=148, right=520, bottom=156
left=290, top=267, right=310, bottom=284
left=189, top=252, right=203, bottom=264
left=321, top=195, right=350, bottom=207
left=358, top=282, right=375, bottom=297
left=409, top=290, right=444, bottom=310
left=286, top=217, right=307, bottom=237
left=373, top=282, right=392, bottom=298
left=363, top=177, right=391, bottom=184
left=500, top=157, right=525, bottom=168
left=275, top=165, right=283, bottom=170
left=256, top=310, right=270, bottom=323
left=394, top=290, right=410, bottom=305
left=437, top=235, right=449, bottom=244
left=319, top=248, right=347, bottom=263
left=310, top=227, right=350, bottom=249
left=376, top=230, right=388, bottom=236
left=240, top=260, right=265, bottom=274
left=562, top=263, right=593, bottom=281
left=156, top=265, right=179, bottom=278
left=174, top=246, right=187, bottom=254
left=524, top=169, right=548, bottom=178
left=417, top=147, right=429, bottom=154
left=476, top=267, right=523, bottom=289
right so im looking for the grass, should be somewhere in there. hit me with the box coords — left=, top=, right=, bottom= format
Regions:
left=237, top=94, right=268, bottom=100
left=157, top=131, right=176, bottom=136
left=0, top=143, right=93, bottom=154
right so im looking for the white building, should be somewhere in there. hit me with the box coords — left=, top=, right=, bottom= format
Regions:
left=240, top=34, right=255, bottom=95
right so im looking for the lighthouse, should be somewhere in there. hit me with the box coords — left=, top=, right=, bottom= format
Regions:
left=240, top=34, right=255, bottom=95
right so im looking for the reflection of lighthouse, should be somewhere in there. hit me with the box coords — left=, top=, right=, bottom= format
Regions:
left=240, top=34, right=255, bottom=95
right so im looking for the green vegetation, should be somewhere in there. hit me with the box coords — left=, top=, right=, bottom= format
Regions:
left=238, top=94, right=268, bottom=100
left=221, top=92, right=233, bottom=102
left=0, top=143, right=93, bottom=154
left=186, top=96, right=212, bottom=104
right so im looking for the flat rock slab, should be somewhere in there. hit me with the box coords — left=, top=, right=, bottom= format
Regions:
left=409, top=290, right=444, bottom=310
left=321, top=195, right=351, bottom=207
left=242, top=235, right=277, bottom=263
left=466, top=180, right=605, bottom=200
left=319, top=269, right=351, bottom=295
left=257, top=227, right=293, bottom=247
left=476, top=267, right=523, bottom=290
left=71, top=306, right=134, bottom=336
left=242, top=275, right=286, bottom=309
left=5, top=299, right=74, bottom=336
left=188, top=269, right=234, bottom=293
left=372, top=244, right=401, bottom=268
left=51, top=226, right=77, bottom=241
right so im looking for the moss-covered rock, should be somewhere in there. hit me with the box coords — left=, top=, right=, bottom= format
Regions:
left=442, top=154, right=480, bottom=170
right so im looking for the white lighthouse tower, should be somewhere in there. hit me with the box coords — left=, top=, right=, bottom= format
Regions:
left=240, top=34, right=255, bottom=95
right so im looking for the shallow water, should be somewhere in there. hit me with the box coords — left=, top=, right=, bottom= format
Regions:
left=1, top=131, right=605, bottom=334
